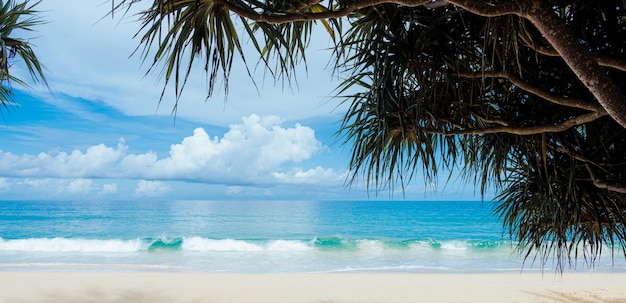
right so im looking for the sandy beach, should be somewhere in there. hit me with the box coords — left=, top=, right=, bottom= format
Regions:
left=0, top=272, right=625, bottom=303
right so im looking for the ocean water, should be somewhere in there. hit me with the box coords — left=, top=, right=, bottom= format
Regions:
left=0, top=200, right=624, bottom=273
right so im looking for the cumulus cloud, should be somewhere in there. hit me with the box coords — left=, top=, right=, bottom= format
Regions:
left=0, top=115, right=341, bottom=186
left=1, top=140, right=128, bottom=178
left=101, top=183, right=119, bottom=194
left=148, top=115, right=322, bottom=181
left=134, top=180, right=171, bottom=197
left=66, top=179, right=94, bottom=194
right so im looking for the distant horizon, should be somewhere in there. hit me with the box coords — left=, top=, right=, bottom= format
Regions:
left=0, top=198, right=493, bottom=202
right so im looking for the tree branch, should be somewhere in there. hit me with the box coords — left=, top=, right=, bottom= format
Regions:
left=519, top=32, right=626, bottom=73
left=585, top=163, right=626, bottom=194
left=519, top=0, right=626, bottom=129
left=222, top=0, right=433, bottom=24
left=596, top=57, right=626, bottom=73
left=423, top=0, right=448, bottom=9
left=445, top=0, right=519, bottom=16
left=553, top=145, right=626, bottom=194
left=451, top=111, right=606, bottom=135
left=421, top=111, right=606, bottom=136
left=445, top=0, right=626, bottom=129
left=474, top=113, right=509, bottom=126
left=456, top=71, right=605, bottom=113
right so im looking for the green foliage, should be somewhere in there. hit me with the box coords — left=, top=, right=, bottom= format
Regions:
left=0, top=0, right=47, bottom=107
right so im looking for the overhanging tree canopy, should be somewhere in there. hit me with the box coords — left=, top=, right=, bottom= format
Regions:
left=115, top=0, right=626, bottom=269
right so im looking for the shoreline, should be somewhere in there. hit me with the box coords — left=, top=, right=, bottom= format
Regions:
left=1, top=272, right=625, bottom=302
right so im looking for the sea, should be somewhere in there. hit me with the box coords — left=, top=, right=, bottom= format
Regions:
left=1, top=200, right=625, bottom=273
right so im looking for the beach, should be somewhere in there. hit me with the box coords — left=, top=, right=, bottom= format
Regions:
left=1, top=272, right=625, bottom=303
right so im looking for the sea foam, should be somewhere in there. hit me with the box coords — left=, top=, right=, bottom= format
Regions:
left=181, top=237, right=264, bottom=252
left=0, top=237, right=513, bottom=253
left=0, top=237, right=143, bottom=252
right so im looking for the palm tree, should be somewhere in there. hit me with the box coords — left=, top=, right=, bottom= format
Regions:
left=0, top=0, right=47, bottom=107
left=111, top=0, right=626, bottom=270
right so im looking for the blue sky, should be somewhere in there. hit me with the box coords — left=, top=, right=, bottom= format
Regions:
left=0, top=1, right=485, bottom=201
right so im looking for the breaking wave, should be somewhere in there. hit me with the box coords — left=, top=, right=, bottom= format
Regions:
left=0, top=236, right=513, bottom=253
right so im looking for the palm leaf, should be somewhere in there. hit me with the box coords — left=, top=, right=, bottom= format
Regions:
left=0, top=0, right=47, bottom=107
left=115, top=0, right=340, bottom=109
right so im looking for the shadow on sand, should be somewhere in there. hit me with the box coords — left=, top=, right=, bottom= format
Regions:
left=526, top=290, right=626, bottom=303
left=13, top=288, right=203, bottom=303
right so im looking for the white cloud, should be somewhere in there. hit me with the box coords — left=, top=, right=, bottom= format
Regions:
left=66, top=179, right=94, bottom=194
left=271, top=166, right=344, bottom=185
left=0, top=178, right=9, bottom=191
left=0, top=139, right=128, bottom=178
left=21, top=178, right=60, bottom=189
left=149, top=115, right=323, bottom=181
left=2, top=178, right=128, bottom=199
left=101, top=183, right=119, bottom=194
left=19, top=178, right=96, bottom=196
left=134, top=180, right=171, bottom=197
left=18, top=178, right=69, bottom=197
left=0, top=115, right=340, bottom=186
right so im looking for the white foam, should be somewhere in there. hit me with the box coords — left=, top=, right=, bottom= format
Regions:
left=0, top=237, right=143, bottom=252
left=265, top=240, right=311, bottom=251
left=407, top=240, right=434, bottom=251
left=440, top=240, right=469, bottom=251
left=181, top=237, right=263, bottom=252
left=356, top=240, right=386, bottom=253
left=325, top=265, right=451, bottom=273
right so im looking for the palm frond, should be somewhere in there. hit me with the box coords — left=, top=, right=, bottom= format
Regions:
left=496, top=120, right=626, bottom=272
left=0, top=0, right=47, bottom=107
left=132, top=0, right=247, bottom=109
left=114, top=0, right=340, bottom=111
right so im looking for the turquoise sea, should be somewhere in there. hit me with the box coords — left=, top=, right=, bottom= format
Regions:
left=1, top=200, right=624, bottom=273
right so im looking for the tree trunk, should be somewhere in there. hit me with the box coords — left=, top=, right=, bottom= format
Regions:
left=450, top=0, right=626, bottom=129
left=520, top=0, right=626, bottom=129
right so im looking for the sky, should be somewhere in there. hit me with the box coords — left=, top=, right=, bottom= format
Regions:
left=0, top=0, right=486, bottom=201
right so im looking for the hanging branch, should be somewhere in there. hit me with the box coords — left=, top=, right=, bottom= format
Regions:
left=450, top=0, right=626, bottom=129
left=518, top=32, right=626, bottom=73
left=429, top=111, right=606, bottom=136
left=456, top=71, right=605, bottom=113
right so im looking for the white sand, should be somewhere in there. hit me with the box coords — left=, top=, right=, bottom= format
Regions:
left=1, top=272, right=625, bottom=303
